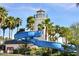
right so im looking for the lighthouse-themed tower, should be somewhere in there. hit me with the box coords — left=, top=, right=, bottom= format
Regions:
left=34, top=9, right=48, bottom=40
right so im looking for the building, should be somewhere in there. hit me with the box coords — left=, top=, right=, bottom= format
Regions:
left=4, top=40, right=38, bottom=54
left=34, top=9, right=48, bottom=41
left=34, top=9, right=47, bottom=31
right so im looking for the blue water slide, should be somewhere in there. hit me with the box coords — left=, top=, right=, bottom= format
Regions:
left=14, top=31, right=64, bottom=51
left=14, top=31, right=77, bottom=52
left=26, top=38, right=64, bottom=51
left=14, top=31, right=43, bottom=39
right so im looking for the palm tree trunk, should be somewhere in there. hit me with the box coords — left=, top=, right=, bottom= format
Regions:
left=3, top=29, right=5, bottom=41
left=45, top=27, right=48, bottom=41
left=66, top=38, right=67, bottom=44
left=50, top=30, right=52, bottom=41
left=11, top=29, right=13, bottom=39
left=50, top=35, right=52, bottom=41
left=47, top=32, right=48, bottom=41
left=65, top=36, right=68, bottom=44
left=11, top=30, right=12, bottom=39
left=45, top=27, right=47, bottom=40
left=9, top=28, right=11, bottom=40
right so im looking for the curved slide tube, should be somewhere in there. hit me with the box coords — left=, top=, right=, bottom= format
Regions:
left=14, top=31, right=64, bottom=51
left=14, top=31, right=76, bottom=52
left=14, top=31, right=43, bottom=39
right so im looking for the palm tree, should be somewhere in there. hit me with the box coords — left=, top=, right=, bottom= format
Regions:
left=0, top=7, right=8, bottom=40
left=0, top=7, right=8, bottom=23
left=48, top=22, right=55, bottom=41
left=0, top=7, right=8, bottom=25
left=59, top=27, right=72, bottom=44
left=42, top=18, right=50, bottom=41
left=70, top=22, right=79, bottom=56
left=27, top=16, right=35, bottom=31
left=70, top=23, right=79, bottom=44
left=55, top=25, right=60, bottom=33
left=1, top=22, right=7, bottom=41
left=15, top=17, right=22, bottom=32
left=38, top=24, right=44, bottom=30
left=7, top=16, right=15, bottom=39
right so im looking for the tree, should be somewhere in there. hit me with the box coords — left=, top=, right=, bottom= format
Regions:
left=1, top=23, right=7, bottom=41
left=38, top=24, right=44, bottom=30
left=15, top=17, right=22, bottom=32
left=7, top=16, right=15, bottom=39
left=42, top=18, right=51, bottom=40
left=0, top=7, right=8, bottom=24
left=27, top=16, right=35, bottom=31
left=54, top=25, right=73, bottom=44
left=70, top=22, right=79, bottom=56
left=0, top=7, right=8, bottom=40
left=47, top=22, right=55, bottom=41
left=55, top=25, right=60, bottom=33
left=59, top=27, right=73, bottom=44
left=70, top=22, right=79, bottom=44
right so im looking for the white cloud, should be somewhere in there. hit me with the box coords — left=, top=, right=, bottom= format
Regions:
left=61, top=4, right=76, bottom=10
left=48, top=3, right=76, bottom=10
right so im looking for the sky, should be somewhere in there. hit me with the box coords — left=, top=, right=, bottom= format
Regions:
left=0, top=3, right=79, bottom=38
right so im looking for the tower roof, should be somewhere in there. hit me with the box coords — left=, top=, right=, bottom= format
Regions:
left=37, top=9, right=45, bottom=12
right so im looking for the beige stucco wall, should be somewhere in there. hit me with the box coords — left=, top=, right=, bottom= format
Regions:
left=5, top=44, right=20, bottom=53
left=5, top=44, right=20, bottom=50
